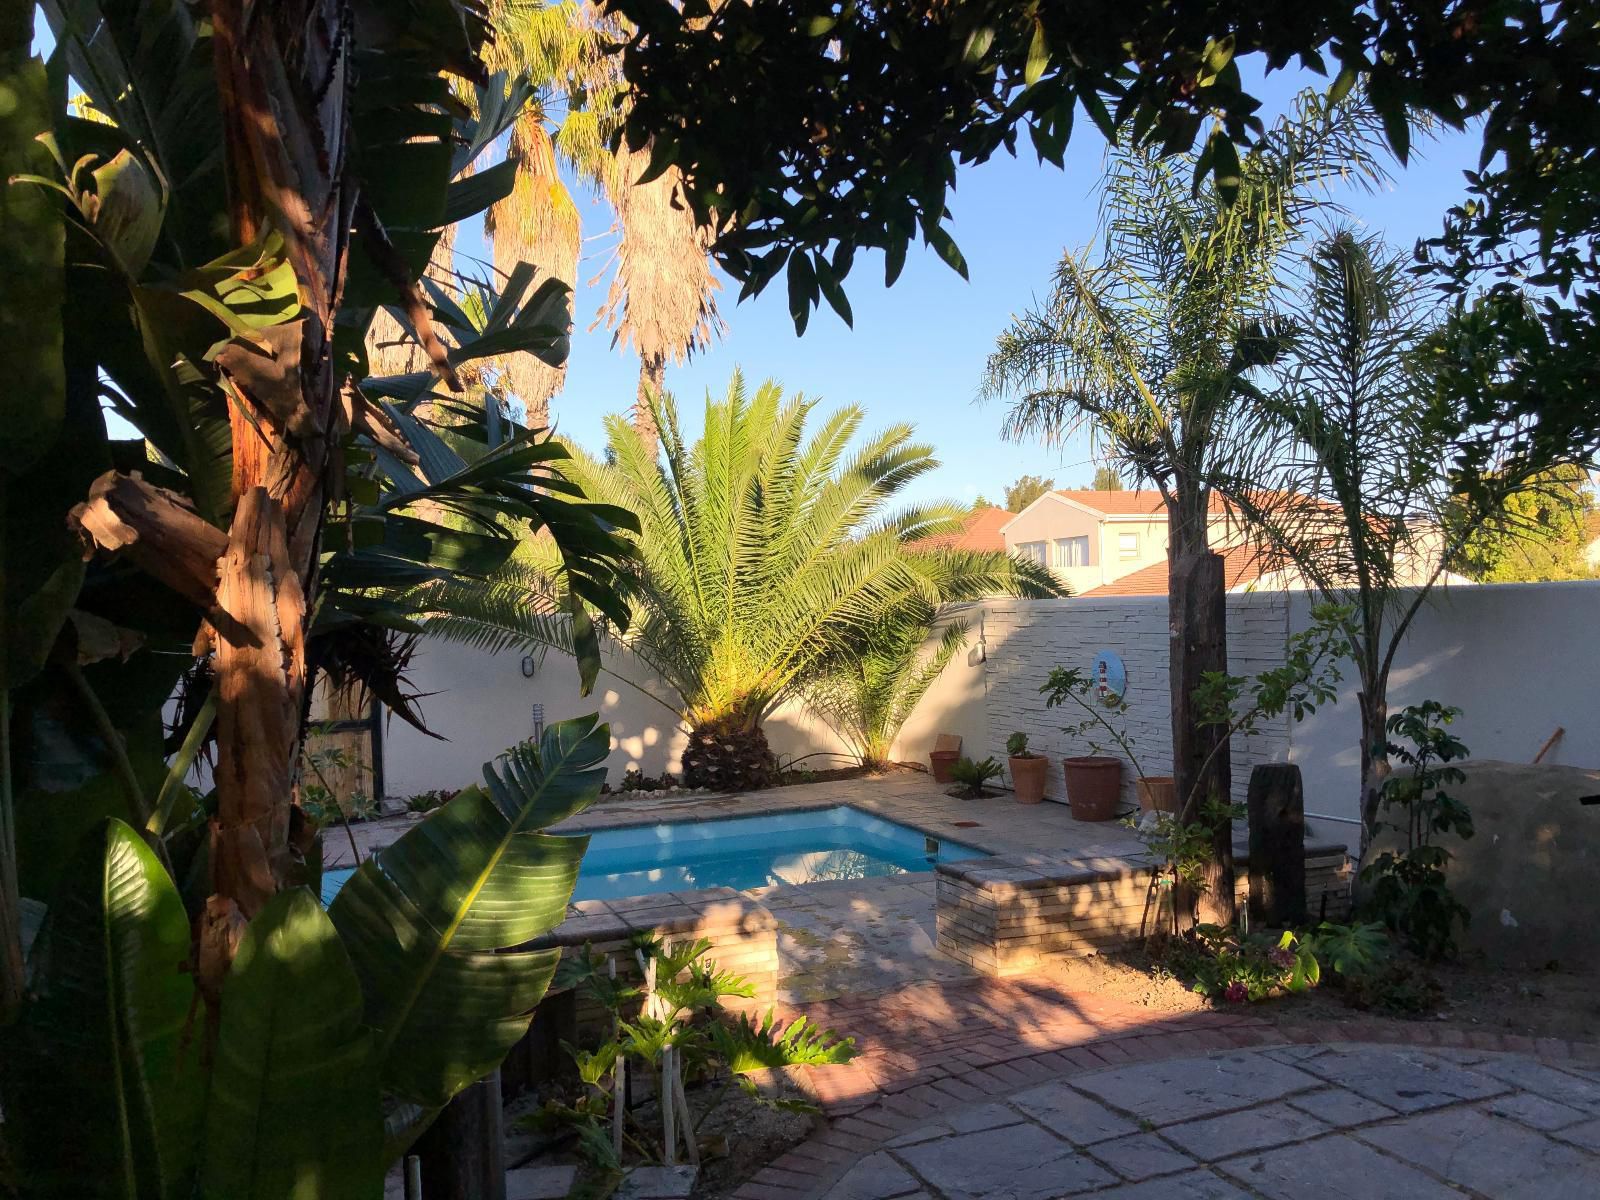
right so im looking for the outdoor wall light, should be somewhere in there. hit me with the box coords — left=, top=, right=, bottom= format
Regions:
left=520, top=655, right=537, bottom=678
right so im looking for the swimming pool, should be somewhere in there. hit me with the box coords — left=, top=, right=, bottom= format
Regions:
left=320, top=804, right=986, bottom=905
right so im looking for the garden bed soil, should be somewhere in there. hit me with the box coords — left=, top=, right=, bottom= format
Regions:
left=1041, top=945, right=1600, bottom=1044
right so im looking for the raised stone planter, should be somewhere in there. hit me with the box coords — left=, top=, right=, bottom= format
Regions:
left=935, top=843, right=1352, bottom=977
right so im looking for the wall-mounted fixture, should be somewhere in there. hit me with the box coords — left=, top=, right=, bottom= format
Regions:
left=520, top=655, right=537, bottom=678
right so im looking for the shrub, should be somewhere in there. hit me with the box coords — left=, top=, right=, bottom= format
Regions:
left=1359, top=701, right=1474, bottom=959
left=949, top=756, right=1003, bottom=797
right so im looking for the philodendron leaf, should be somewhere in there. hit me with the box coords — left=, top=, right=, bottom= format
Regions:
left=201, top=888, right=382, bottom=1200
left=330, top=715, right=608, bottom=1115
left=0, top=819, right=201, bottom=1199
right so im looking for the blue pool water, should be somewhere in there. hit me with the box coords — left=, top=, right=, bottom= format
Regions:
left=320, top=804, right=985, bottom=905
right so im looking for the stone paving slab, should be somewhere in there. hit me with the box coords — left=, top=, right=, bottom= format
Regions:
left=748, top=1042, right=1600, bottom=1200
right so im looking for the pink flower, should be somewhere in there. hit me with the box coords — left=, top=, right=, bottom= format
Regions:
left=1224, top=981, right=1249, bottom=1004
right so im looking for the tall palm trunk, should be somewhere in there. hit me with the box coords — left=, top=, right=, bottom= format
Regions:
left=1167, top=492, right=1235, bottom=927
left=634, top=352, right=665, bottom=452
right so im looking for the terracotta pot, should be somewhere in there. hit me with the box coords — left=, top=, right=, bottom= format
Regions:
left=1010, top=755, right=1048, bottom=804
left=1062, top=755, right=1122, bottom=821
left=1136, top=776, right=1179, bottom=814
left=929, top=749, right=960, bottom=784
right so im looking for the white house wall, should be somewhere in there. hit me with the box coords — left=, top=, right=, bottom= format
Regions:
left=384, top=582, right=1600, bottom=852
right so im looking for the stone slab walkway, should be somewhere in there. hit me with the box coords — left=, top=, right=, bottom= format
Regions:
left=733, top=975, right=1600, bottom=1200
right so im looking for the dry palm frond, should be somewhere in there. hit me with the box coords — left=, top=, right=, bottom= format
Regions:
left=486, top=112, right=579, bottom=427
left=592, top=143, right=724, bottom=442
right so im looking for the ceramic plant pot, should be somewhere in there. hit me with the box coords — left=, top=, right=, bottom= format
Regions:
left=1062, top=755, right=1122, bottom=821
left=1136, top=776, right=1179, bottom=814
left=929, top=749, right=960, bottom=784
left=1009, top=755, right=1048, bottom=804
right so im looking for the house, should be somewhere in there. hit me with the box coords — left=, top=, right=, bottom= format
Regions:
left=1000, top=490, right=1255, bottom=594
left=1002, top=489, right=1461, bottom=596
left=912, top=506, right=1014, bottom=554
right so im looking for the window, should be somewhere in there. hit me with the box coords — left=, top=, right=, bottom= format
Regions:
left=1017, top=541, right=1048, bottom=566
left=1118, top=531, right=1140, bottom=558
left=1053, top=536, right=1089, bottom=567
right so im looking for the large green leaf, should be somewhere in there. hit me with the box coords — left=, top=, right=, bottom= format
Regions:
left=0, top=819, right=201, bottom=1199
left=201, top=888, right=382, bottom=1200
left=329, top=716, right=608, bottom=1110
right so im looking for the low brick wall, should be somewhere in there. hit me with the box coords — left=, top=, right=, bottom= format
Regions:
left=529, top=887, right=780, bottom=1039
left=936, top=845, right=1353, bottom=977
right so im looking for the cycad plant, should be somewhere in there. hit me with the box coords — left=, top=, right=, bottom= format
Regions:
left=807, top=552, right=1061, bottom=770
left=425, top=373, right=1060, bottom=790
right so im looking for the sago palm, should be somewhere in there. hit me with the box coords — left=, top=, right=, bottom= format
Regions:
left=422, top=373, right=1056, bottom=789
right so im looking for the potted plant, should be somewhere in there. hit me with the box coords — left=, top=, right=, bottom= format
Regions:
left=1006, top=732, right=1048, bottom=804
left=929, top=745, right=961, bottom=783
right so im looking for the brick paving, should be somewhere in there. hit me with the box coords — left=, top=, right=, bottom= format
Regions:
left=733, top=975, right=1600, bottom=1199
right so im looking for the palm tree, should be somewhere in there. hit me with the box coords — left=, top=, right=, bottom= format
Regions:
left=422, top=372, right=1059, bottom=790
left=981, top=89, right=1387, bottom=921
left=483, top=1, right=723, bottom=442
left=809, top=552, right=1062, bottom=770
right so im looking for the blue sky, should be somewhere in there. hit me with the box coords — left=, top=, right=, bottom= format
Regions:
left=42, top=1, right=1481, bottom=510
left=508, top=67, right=1483, bottom=510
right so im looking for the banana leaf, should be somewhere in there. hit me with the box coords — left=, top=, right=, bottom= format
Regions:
left=201, top=888, right=382, bottom=1200
left=0, top=819, right=202, bottom=1199
left=329, top=716, right=608, bottom=1112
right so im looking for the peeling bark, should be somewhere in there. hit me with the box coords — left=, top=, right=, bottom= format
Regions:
left=210, top=488, right=305, bottom=918
left=69, top=471, right=229, bottom=607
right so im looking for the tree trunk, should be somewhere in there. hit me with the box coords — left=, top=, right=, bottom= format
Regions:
left=415, top=1071, right=507, bottom=1200
left=1357, top=690, right=1390, bottom=854
left=201, top=1, right=355, bottom=952
left=681, top=713, right=776, bottom=792
left=634, top=353, right=666, bottom=454
left=1170, top=535, right=1234, bottom=927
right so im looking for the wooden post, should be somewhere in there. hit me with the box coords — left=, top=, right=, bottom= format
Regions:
left=1247, top=763, right=1306, bottom=928
left=414, top=1070, right=506, bottom=1200
left=1170, top=547, right=1234, bottom=926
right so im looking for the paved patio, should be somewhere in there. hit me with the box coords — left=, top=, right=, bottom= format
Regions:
left=736, top=1014, right=1600, bottom=1200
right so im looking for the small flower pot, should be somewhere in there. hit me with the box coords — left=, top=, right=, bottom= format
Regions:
left=1136, top=776, right=1179, bottom=814
left=1062, top=755, right=1122, bottom=822
left=1009, top=755, right=1048, bottom=804
left=929, top=749, right=960, bottom=784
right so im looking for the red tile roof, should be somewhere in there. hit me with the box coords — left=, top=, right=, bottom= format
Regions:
left=1050, top=489, right=1234, bottom=517
left=911, top=506, right=1014, bottom=553
left=1080, top=543, right=1276, bottom=597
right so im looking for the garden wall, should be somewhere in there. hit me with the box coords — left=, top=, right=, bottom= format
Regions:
left=385, top=581, right=1600, bottom=847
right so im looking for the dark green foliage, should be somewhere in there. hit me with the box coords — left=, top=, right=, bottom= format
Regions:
left=537, top=938, right=854, bottom=1167
left=949, top=756, right=1003, bottom=798
left=1181, top=926, right=1320, bottom=1004
left=1304, top=921, right=1392, bottom=979
left=1359, top=702, right=1474, bottom=959
left=1005, top=731, right=1033, bottom=758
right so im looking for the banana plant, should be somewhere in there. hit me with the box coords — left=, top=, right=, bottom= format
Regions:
left=0, top=717, right=610, bottom=1196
